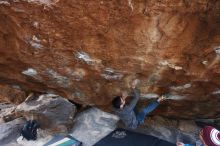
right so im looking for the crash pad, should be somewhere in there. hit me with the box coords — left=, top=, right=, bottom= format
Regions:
left=94, top=128, right=175, bottom=146
left=43, top=135, right=82, bottom=146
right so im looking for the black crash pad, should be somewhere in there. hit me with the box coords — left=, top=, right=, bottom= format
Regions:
left=94, top=128, right=175, bottom=146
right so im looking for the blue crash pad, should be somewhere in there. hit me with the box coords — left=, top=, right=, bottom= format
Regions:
left=43, top=135, right=82, bottom=146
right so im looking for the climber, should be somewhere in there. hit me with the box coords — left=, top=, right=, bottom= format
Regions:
left=176, top=126, right=220, bottom=146
left=112, top=79, right=167, bottom=129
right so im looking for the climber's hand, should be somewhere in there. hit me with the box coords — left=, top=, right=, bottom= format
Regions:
left=157, top=95, right=165, bottom=102
left=122, top=91, right=128, bottom=100
left=176, top=142, right=185, bottom=146
left=131, top=79, right=140, bottom=89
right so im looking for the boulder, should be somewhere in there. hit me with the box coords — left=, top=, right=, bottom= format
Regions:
left=0, top=84, right=26, bottom=104
left=0, top=103, right=17, bottom=124
left=178, top=120, right=198, bottom=133
left=70, top=108, right=119, bottom=146
left=0, top=0, right=220, bottom=119
left=129, top=116, right=200, bottom=145
left=16, top=94, right=76, bottom=133
left=0, top=118, right=25, bottom=145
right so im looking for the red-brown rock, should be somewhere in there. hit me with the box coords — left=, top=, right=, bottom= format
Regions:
left=0, top=0, right=220, bottom=119
left=0, top=84, right=26, bottom=104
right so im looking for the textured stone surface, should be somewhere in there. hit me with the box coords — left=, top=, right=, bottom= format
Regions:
left=131, top=116, right=201, bottom=145
left=2, top=107, right=200, bottom=146
left=0, top=84, right=26, bottom=104
left=70, top=108, right=119, bottom=146
left=0, top=0, right=220, bottom=119
left=0, top=103, right=17, bottom=123
left=16, top=94, right=76, bottom=133
left=0, top=118, right=25, bottom=145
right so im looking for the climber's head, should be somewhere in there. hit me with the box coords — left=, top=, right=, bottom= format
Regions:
left=112, top=90, right=128, bottom=109
left=199, top=126, right=220, bottom=146
left=112, top=96, right=125, bottom=109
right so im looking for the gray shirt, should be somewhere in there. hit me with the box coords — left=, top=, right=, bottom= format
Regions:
left=114, top=89, right=140, bottom=129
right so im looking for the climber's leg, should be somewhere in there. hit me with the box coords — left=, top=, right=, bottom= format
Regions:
left=136, top=101, right=159, bottom=124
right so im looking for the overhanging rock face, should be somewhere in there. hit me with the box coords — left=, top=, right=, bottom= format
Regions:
left=0, top=0, right=220, bottom=119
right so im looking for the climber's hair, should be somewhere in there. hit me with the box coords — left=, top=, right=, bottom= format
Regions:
left=112, top=96, right=122, bottom=109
